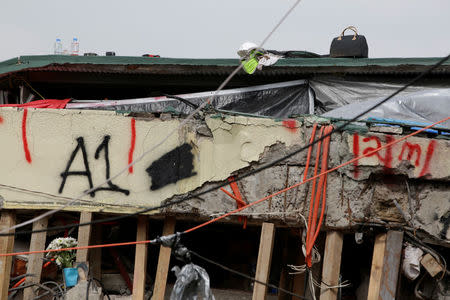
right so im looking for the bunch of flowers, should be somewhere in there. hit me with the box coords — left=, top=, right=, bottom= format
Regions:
left=45, top=237, right=78, bottom=268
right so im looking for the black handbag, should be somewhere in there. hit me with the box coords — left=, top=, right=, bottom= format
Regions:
left=330, top=26, right=368, bottom=58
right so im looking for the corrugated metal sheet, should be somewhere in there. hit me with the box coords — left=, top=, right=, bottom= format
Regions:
left=1, top=55, right=449, bottom=78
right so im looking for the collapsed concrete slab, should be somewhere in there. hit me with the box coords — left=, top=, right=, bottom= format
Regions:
left=0, top=107, right=448, bottom=244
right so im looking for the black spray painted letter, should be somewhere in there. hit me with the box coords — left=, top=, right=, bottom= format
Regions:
left=58, top=137, right=95, bottom=197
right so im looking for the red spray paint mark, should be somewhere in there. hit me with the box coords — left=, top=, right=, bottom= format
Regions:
left=21, top=109, right=32, bottom=164
left=398, top=142, right=421, bottom=166
left=128, top=118, right=136, bottom=173
left=352, top=133, right=360, bottom=178
left=282, top=119, right=297, bottom=133
left=362, top=135, right=395, bottom=172
left=0, top=115, right=3, bottom=124
left=419, top=140, right=436, bottom=177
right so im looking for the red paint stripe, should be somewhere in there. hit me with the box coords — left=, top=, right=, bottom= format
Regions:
left=352, top=133, right=360, bottom=178
left=22, top=109, right=32, bottom=164
left=128, top=118, right=136, bottom=173
left=419, top=140, right=436, bottom=177
left=282, top=119, right=297, bottom=133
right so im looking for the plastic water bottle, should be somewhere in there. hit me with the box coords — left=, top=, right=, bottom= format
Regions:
left=54, top=38, right=63, bottom=55
left=70, top=37, right=79, bottom=56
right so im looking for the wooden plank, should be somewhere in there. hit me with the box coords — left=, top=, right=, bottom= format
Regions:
left=0, top=211, right=15, bottom=300
left=152, top=216, right=176, bottom=300
left=320, top=231, right=344, bottom=300
left=89, top=223, right=102, bottom=280
left=76, top=212, right=92, bottom=263
left=367, top=233, right=387, bottom=300
left=379, top=231, right=403, bottom=300
left=132, top=216, right=149, bottom=300
left=24, top=216, right=49, bottom=300
left=252, top=222, right=276, bottom=300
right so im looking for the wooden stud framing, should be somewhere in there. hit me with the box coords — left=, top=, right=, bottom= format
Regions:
left=367, top=231, right=403, bottom=300
left=23, top=215, right=49, bottom=300
left=76, top=212, right=93, bottom=263
left=367, top=233, right=387, bottom=300
left=320, top=231, right=344, bottom=300
left=132, top=216, right=149, bottom=300
left=89, top=223, right=102, bottom=280
left=0, top=211, right=15, bottom=300
left=378, top=231, right=403, bottom=300
left=252, top=222, right=276, bottom=300
left=153, top=216, right=176, bottom=300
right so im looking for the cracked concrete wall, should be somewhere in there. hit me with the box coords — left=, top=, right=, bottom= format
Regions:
left=0, top=108, right=448, bottom=243
left=0, top=108, right=303, bottom=212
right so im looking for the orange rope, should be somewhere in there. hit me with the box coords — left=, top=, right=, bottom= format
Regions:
left=306, top=126, right=324, bottom=244
left=305, top=125, right=333, bottom=266
left=0, top=117, right=448, bottom=258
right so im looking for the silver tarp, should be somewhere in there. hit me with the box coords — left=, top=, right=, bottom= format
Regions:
left=314, top=79, right=450, bottom=129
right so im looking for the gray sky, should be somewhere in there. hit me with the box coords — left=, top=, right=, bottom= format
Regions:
left=1, top=0, right=449, bottom=61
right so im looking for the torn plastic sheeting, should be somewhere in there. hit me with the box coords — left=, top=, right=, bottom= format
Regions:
left=67, top=80, right=312, bottom=118
left=170, top=263, right=215, bottom=300
left=310, top=78, right=447, bottom=114
left=402, top=244, right=423, bottom=280
left=322, top=88, right=450, bottom=129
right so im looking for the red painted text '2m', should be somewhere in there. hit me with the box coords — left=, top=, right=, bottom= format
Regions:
left=352, top=133, right=437, bottom=178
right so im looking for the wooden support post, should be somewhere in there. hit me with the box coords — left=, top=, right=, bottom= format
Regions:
left=320, top=231, right=344, bottom=300
left=132, top=216, right=149, bottom=300
left=24, top=216, right=49, bottom=300
left=379, top=231, right=403, bottom=300
left=252, top=222, right=276, bottom=300
left=89, top=223, right=102, bottom=280
left=0, top=211, right=15, bottom=300
left=153, top=216, right=176, bottom=300
left=76, top=212, right=92, bottom=263
left=367, top=231, right=403, bottom=300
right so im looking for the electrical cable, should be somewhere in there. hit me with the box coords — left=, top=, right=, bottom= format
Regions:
left=404, top=231, right=447, bottom=281
left=163, top=94, right=200, bottom=110
left=2, top=115, right=449, bottom=258
left=189, top=250, right=307, bottom=300
left=0, top=0, right=305, bottom=235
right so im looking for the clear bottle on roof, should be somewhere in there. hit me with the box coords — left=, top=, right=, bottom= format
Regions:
left=54, top=38, right=63, bottom=55
left=70, top=37, right=79, bottom=56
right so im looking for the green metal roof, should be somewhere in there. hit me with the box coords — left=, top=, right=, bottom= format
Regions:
left=1, top=55, right=449, bottom=77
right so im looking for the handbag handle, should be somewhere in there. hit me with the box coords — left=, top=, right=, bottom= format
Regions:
left=337, top=26, right=358, bottom=41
